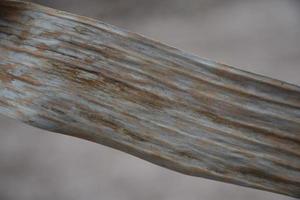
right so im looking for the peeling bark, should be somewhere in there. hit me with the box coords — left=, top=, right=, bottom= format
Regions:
left=0, top=1, right=299, bottom=197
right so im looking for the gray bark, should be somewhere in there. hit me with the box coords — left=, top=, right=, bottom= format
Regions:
left=0, top=1, right=299, bottom=197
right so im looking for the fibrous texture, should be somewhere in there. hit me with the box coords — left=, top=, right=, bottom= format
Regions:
left=0, top=1, right=299, bottom=198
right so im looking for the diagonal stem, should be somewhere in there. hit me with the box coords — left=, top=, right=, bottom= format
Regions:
left=0, top=1, right=299, bottom=198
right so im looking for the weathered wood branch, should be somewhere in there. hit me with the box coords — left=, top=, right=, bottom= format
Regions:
left=0, top=0, right=299, bottom=197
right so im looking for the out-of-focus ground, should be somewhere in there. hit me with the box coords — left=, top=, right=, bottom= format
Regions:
left=0, top=0, right=299, bottom=199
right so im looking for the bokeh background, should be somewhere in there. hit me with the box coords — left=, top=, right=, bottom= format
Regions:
left=0, top=0, right=299, bottom=199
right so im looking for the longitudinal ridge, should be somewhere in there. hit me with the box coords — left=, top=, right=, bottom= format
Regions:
left=0, top=1, right=299, bottom=198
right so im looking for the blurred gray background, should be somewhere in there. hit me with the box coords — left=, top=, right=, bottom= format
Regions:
left=0, top=0, right=299, bottom=199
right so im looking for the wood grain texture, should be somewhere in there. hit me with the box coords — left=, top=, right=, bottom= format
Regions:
left=0, top=0, right=299, bottom=198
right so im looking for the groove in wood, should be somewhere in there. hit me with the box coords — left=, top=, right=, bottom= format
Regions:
left=0, top=1, right=299, bottom=198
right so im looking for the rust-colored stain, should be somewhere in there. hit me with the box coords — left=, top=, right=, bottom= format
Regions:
left=0, top=1, right=299, bottom=198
